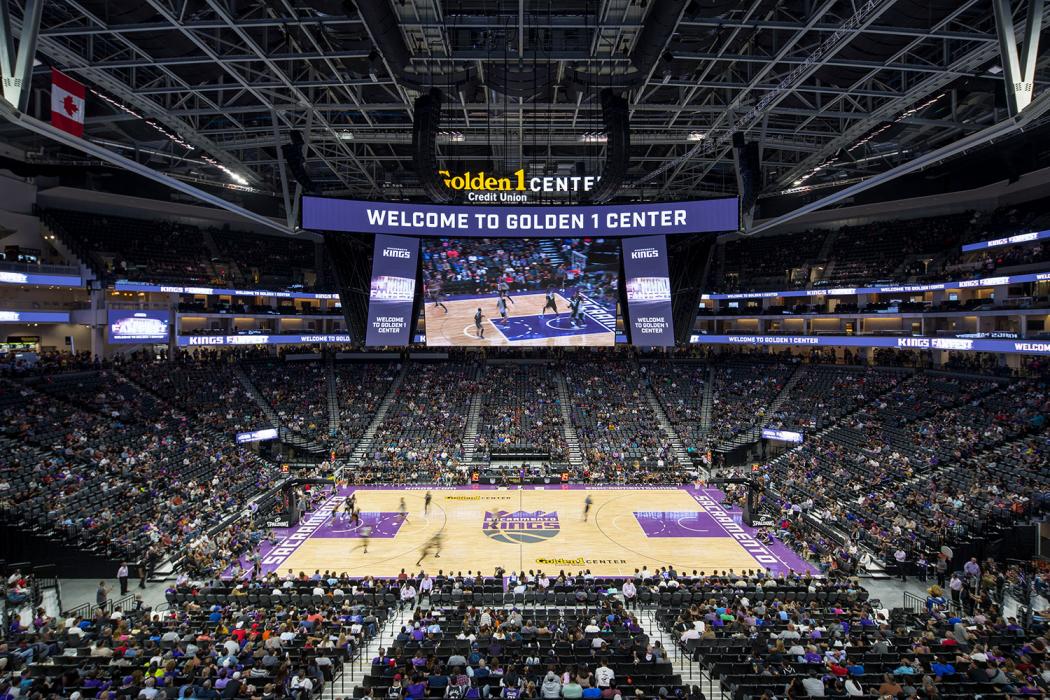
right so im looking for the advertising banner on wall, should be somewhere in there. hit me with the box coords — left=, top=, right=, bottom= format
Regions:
left=365, top=234, right=419, bottom=346
left=622, top=235, right=675, bottom=346
left=108, top=310, right=170, bottom=343
left=302, top=196, right=739, bottom=237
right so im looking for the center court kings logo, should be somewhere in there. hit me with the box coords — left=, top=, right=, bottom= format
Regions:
left=482, top=510, right=560, bottom=544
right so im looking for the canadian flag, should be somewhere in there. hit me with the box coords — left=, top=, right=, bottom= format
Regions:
left=51, top=68, right=86, bottom=137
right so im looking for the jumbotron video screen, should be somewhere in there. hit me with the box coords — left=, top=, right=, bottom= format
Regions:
left=421, top=237, right=619, bottom=346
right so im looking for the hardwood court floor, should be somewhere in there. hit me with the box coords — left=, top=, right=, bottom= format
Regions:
left=423, top=292, right=614, bottom=347
left=271, top=488, right=797, bottom=577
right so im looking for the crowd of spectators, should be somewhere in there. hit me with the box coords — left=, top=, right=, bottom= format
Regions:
left=761, top=373, right=1049, bottom=568
left=564, top=361, right=678, bottom=480
left=331, top=364, right=399, bottom=457
left=708, top=360, right=794, bottom=445
left=244, top=362, right=329, bottom=442
left=661, top=564, right=1050, bottom=700
left=120, top=357, right=271, bottom=435
left=0, top=370, right=277, bottom=564
left=765, top=366, right=904, bottom=432
left=1, top=351, right=107, bottom=378
left=476, top=364, right=565, bottom=461
left=363, top=362, right=478, bottom=483
left=42, top=210, right=214, bottom=285
left=711, top=196, right=1050, bottom=293
left=3, top=573, right=375, bottom=700
left=646, top=361, right=710, bottom=457
left=41, top=209, right=330, bottom=291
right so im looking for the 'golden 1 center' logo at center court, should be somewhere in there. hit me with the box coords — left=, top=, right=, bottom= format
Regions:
left=482, top=510, right=560, bottom=544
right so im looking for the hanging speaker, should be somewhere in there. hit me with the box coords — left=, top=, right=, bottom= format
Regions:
left=413, top=88, right=454, bottom=203
left=585, top=88, right=630, bottom=203
left=281, top=131, right=317, bottom=194
left=732, top=131, right=761, bottom=229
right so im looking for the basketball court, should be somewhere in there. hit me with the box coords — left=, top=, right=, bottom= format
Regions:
left=423, top=292, right=616, bottom=346
left=246, top=486, right=812, bottom=578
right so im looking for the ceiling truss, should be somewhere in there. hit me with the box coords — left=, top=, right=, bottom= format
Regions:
left=0, top=0, right=1047, bottom=208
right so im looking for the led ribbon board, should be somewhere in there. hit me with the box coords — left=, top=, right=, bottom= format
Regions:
left=115, top=280, right=340, bottom=300
left=177, top=333, right=353, bottom=346
left=0, top=311, right=71, bottom=323
left=302, top=196, right=739, bottom=237
left=688, top=334, right=1050, bottom=355
left=960, top=230, right=1050, bottom=252
left=701, top=270, right=1050, bottom=300
left=0, top=271, right=82, bottom=287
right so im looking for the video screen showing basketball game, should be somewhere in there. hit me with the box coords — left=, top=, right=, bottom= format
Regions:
left=421, top=237, right=619, bottom=346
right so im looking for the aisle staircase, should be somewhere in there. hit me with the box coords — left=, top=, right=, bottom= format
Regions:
left=460, top=364, right=486, bottom=466
left=537, top=239, right=567, bottom=268
left=643, top=382, right=694, bottom=468
left=326, top=355, right=340, bottom=437
left=555, top=371, right=586, bottom=470
left=816, top=227, right=840, bottom=260
left=700, top=365, right=715, bottom=433
left=713, top=364, right=808, bottom=452
left=321, top=605, right=414, bottom=700
left=41, top=220, right=99, bottom=284
left=637, top=608, right=721, bottom=697
left=346, top=363, right=408, bottom=466
left=764, top=364, right=808, bottom=419
left=200, top=228, right=246, bottom=283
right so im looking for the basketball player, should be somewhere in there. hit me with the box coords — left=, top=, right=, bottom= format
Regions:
left=497, top=279, right=515, bottom=304
left=416, top=532, right=443, bottom=566
left=583, top=495, right=593, bottom=522
left=569, top=291, right=583, bottom=327
left=496, top=293, right=509, bottom=323
left=541, top=287, right=558, bottom=316
left=428, top=282, right=448, bottom=313
left=398, top=497, right=408, bottom=522
left=351, top=525, right=372, bottom=554
left=350, top=508, right=361, bottom=529
left=474, top=308, right=486, bottom=338
left=424, top=491, right=432, bottom=516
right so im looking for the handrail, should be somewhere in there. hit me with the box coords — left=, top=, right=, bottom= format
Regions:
left=903, top=589, right=961, bottom=616
left=109, top=593, right=139, bottom=613
left=62, top=601, right=92, bottom=619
